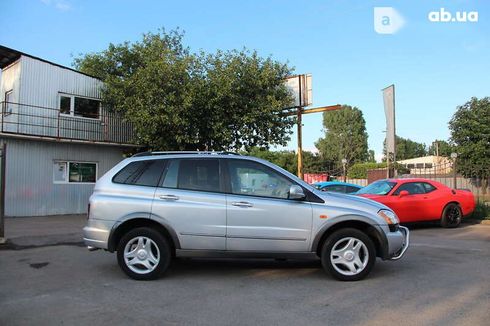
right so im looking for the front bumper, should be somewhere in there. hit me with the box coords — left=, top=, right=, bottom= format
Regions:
left=387, top=226, right=409, bottom=260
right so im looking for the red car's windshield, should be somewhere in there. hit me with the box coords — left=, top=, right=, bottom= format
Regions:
left=356, top=181, right=397, bottom=195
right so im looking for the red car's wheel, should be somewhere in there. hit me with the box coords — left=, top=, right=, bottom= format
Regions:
left=440, top=203, right=462, bottom=228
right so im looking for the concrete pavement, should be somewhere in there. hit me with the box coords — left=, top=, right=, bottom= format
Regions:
left=0, top=223, right=489, bottom=326
left=1, top=214, right=85, bottom=249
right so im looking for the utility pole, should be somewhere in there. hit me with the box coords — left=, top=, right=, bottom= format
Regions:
left=342, top=158, right=347, bottom=182
left=297, top=107, right=303, bottom=179
left=451, top=152, right=458, bottom=189
left=287, top=104, right=342, bottom=179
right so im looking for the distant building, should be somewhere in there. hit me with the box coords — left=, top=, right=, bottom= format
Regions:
left=397, top=155, right=453, bottom=175
left=0, top=45, right=138, bottom=216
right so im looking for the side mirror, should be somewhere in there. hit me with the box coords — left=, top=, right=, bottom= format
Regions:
left=289, top=185, right=306, bottom=200
left=399, top=190, right=409, bottom=197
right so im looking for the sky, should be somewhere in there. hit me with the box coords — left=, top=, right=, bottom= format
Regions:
left=1, top=0, right=489, bottom=160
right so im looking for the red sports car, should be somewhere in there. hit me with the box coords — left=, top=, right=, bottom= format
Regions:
left=356, top=178, right=475, bottom=227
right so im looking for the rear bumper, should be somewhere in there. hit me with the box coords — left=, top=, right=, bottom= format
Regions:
left=387, top=226, right=409, bottom=260
left=83, top=219, right=112, bottom=250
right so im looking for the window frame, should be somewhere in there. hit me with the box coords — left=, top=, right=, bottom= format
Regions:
left=112, top=159, right=167, bottom=188
left=157, top=158, right=323, bottom=203
left=158, top=158, right=226, bottom=194
left=223, top=159, right=300, bottom=201
left=58, top=92, right=101, bottom=120
left=392, top=182, right=427, bottom=196
left=53, top=160, right=98, bottom=184
left=3, top=89, right=13, bottom=115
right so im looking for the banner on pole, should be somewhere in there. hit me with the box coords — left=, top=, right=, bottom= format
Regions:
left=383, top=84, right=396, bottom=158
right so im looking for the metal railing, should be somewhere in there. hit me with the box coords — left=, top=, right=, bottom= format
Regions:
left=1, top=101, right=136, bottom=145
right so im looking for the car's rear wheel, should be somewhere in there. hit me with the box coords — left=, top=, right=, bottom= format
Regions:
left=321, top=228, right=376, bottom=281
left=441, top=203, right=462, bottom=228
left=117, top=227, right=171, bottom=280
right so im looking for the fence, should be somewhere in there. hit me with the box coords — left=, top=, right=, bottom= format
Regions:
left=1, top=101, right=135, bottom=145
left=304, top=162, right=489, bottom=201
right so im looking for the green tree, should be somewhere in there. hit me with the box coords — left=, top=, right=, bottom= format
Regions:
left=449, top=97, right=490, bottom=191
left=74, top=29, right=295, bottom=150
left=367, top=150, right=376, bottom=163
left=383, top=136, right=427, bottom=160
left=427, top=140, right=454, bottom=157
left=315, top=105, right=369, bottom=170
left=242, top=148, right=329, bottom=175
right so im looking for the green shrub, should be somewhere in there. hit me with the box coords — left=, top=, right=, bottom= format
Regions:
left=470, top=201, right=490, bottom=220
left=347, top=162, right=387, bottom=179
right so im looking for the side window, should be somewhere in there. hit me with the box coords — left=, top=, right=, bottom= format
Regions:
left=346, top=186, right=360, bottom=193
left=177, top=159, right=221, bottom=192
left=113, top=160, right=166, bottom=187
left=422, top=182, right=437, bottom=193
left=227, top=160, right=293, bottom=199
left=393, top=182, right=426, bottom=195
left=322, top=185, right=345, bottom=193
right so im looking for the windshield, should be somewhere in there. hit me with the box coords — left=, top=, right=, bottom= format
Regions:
left=356, top=181, right=397, bottom=195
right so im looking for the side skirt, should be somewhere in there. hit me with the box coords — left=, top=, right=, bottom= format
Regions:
left=175, top=249, right=319, bottom=260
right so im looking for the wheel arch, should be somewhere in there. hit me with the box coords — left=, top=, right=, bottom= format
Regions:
left=441, top=201, right=461, bottom=216
left=313, top=219, right=388, bottom=259
left=108, top=217, right=180, bottom=254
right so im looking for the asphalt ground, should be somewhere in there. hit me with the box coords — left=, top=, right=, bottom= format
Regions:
left=1, top=223, right=489, bottom=326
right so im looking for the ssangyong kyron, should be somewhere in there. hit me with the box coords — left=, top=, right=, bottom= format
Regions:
left=83, top=152, right=409, bottom=281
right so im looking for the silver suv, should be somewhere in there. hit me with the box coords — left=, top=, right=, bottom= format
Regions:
left=83, top=152, right=409, bottom=281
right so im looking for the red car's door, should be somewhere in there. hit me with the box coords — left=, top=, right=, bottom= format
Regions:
left=388, top=182, right=432, bottom=222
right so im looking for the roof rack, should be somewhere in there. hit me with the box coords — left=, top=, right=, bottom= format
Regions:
left=132, top=151, right=241, bottom=157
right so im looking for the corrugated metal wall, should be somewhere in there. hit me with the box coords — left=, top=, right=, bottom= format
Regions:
left=19, top=55, right=102, bottom=107
left=0, top=61, right=21, bottom=133
left=3, top=138, right=125, bottom=217
left=18, top=56, right=105, bottom=138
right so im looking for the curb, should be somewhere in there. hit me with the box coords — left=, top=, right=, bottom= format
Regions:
left=462, top=219, right=490, bottom=225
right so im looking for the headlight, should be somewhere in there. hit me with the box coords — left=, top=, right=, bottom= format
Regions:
left=378, top=209, right=399, bottom=225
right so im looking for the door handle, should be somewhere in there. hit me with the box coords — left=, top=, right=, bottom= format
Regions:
left=231, top=201, right=253, bottom=208
left=159, top=194, right=179, bottom=201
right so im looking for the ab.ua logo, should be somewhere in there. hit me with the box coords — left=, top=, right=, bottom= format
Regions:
left=374, top=7, right=405, bottom=34
left=428, top=8, right=478, bottom=23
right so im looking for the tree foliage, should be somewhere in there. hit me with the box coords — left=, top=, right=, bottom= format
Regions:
left=74, top=29, right=295, bottom=150
left=383, top=136, right=427, bottom=160
left=315, top=105, right=369, bottom=169
left=449, top=97, right=490, bottom=179
left=242, top=148, right=328, bottom=175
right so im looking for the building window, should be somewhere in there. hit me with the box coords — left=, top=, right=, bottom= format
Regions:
left=425, top=163, right=433, bottom=169
left=59, top=95, right=71, bottom=115
left=59, top=93, right=100, bottom=119
left=3, top=90, right=13, bottom=115
left=53, top=161, right=97, bottom=183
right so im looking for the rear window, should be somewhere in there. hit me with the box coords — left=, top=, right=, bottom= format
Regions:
left=113, top=160, right=166, bottom=187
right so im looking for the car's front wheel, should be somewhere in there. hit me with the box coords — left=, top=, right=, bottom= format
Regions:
left=321, top=228, right=376, bottom=281
left=117, top=227, right=171, bottom=280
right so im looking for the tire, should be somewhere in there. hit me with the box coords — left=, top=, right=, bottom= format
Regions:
left=440, top=203, right=462, bottom=228
left=116, top=227, right=171, bottom=280
left=321, top=228, right=376, bottom=281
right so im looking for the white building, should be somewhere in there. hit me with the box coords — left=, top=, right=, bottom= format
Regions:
left=397, top=155, right=453, bottom=175
left=0, top=45, right=138, bottom=216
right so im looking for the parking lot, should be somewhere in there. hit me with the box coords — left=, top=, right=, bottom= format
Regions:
left=1, top=223, right=489, bottom=326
